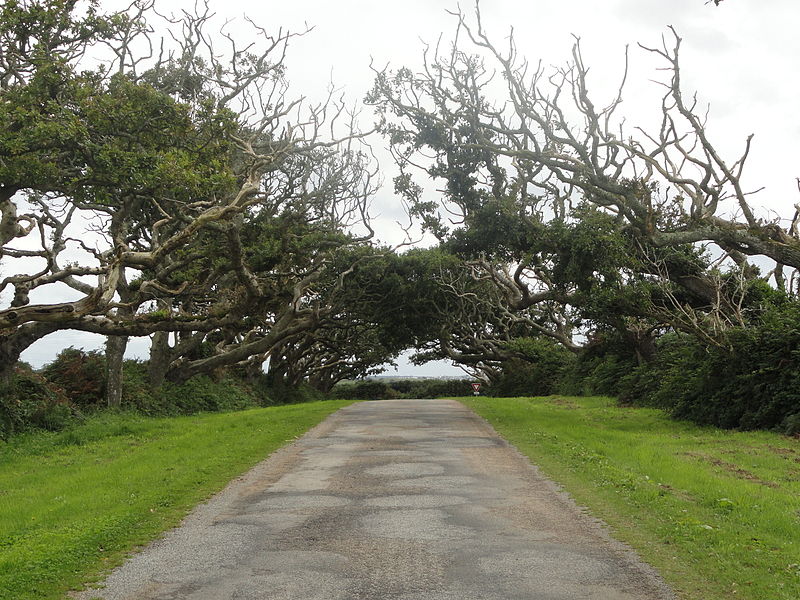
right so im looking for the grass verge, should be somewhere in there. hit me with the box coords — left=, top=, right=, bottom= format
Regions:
left=463, top=395, right=800, bottom=600
left=0, top=400, right=353, bottom=600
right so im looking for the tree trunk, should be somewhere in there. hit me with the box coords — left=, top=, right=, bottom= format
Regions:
left=0, top=344, right=13, bottom=391
left=0, top=322, right=60, bottom=383
left=148, top=331, right=172, bottom=389
left=0, top=186, right=24, bottom=248
left=242, top=353, right=267, bottom=382
left=309, top=370, right=336, bottom=394
left=633, top=337, right=657, bottom=365
left=625, top=329, right=658, bottom=366
left=265, top=353, right=288, bottom=387
left=105, top=334, right=128, bottom=408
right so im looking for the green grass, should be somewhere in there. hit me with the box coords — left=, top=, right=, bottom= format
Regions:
left=463, top=395, right=800, bottom=600
left=0, top=400, right=352, bottom=600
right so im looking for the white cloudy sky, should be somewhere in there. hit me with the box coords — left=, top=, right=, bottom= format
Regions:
left=12, top=0, right=800, bottom=376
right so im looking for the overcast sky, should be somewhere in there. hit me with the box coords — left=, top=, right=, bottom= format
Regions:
left=14, top=0, right=800, bottom=377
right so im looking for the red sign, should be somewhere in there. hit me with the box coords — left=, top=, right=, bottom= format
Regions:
left=471, top=382, right=481, bottom=392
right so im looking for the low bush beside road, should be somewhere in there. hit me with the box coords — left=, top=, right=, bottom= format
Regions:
left=331, top=378, right=472, bottom=400
left=0, top=352, right=330, bottom=439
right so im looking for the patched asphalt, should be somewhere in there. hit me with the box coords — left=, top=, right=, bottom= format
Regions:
left=73, top=399, right=675, bottom=600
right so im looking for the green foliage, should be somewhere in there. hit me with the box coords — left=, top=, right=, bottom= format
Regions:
left=252, top=377, right=329, bottom=406
left=0, top=366, right=74, bottom=438
left=41, top=347, right=105, bottom=407
left=154, top=376, right=255, bottom=414
left=331, top=378, right=472, bottom=400
left=445, top=196, right=540, bottom=261
left=121, top=361, right=263, bottom=416
left=660, top=304, right=800, bottom=429
left=782, top=412, right=800, bottom=436
left=557, top=331, right=639, bottom=397
left=488, top=338, right=575, bottom=397
left=548, top=208, right=633, bottom=293
left=409, top=378, right=473, bottom=398
left=0, top=60, right=236, bottom=206
left=561, top=301, right=800, bottom=430
left=332, top=380, right=399, bottom=400
left=4, top=351, right=345, bottom=438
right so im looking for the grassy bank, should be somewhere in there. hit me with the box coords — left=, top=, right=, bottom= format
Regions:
left=463, top=396, right=800, bottom=600
left=0, top=400, right=352, bottom=600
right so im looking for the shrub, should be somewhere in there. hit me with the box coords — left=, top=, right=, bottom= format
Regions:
left=559, top=354, right=636, bottom=397
left=331, top=380, right=398, bottom=400
left=252, top=378, right=328, bottom=406
left=410, top=378, right=472, bottom=398
left=41, top=347, right=106, bottom=407
left=564, top=301, right=800, bottom=431
left=119, top=360, right=156, bottom=411
left=782, top=413, right=800, bottom=436
left=0, top=366, right=75, bottom=438
left=156, top=376, right=256, bottom=414
left=663, top=312, right=800, bottom=430
left=488, top=339, right=575, bottom=397
left=330, top=378, right=472, bottom=400
left=0, top=353, right=336, bottom=439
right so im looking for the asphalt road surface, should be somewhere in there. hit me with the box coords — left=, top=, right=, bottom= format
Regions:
left=74, top=399, right=675, bottom=600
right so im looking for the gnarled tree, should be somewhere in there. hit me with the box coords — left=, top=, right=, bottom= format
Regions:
left=368, top=6, right=796, bottom=359
left=0, top=1, right=378, bottom=402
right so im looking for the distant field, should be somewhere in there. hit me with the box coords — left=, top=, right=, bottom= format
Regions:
left=0, top=400, right=352, bottom=600
left=464, top=395, right=800, bottom=600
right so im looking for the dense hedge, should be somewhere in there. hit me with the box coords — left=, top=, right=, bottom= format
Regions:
left=0, top=366, right=75, bottom=437
left=487, top=338, right=575, bottom=397
left=487, top=302, right=800, bottom=434
left=331, top=378, right=472, bottom=400
left=614, top=313, right=800, bottom=433
left=0, top=350, right=324, bottom=439
left=1, top=347, right=474, bottom=438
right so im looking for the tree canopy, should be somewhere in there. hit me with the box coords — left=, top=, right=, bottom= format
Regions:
left=2, top=2, right=800, bottom=431
left=0, top=0, right=383, bottom=403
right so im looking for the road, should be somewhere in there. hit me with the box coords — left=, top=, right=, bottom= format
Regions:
left=74, top=399, right=675, bottom=600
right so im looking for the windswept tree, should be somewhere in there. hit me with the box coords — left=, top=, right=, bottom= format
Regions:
left=372, top=247, right=574, bottom=382
left=372, top=9, right=800, bottom=266
left=367, top=6, right=797, bottom=358
left=253, top=249, right=418, bottom=392
left=0, top=0, right=378, bottom=402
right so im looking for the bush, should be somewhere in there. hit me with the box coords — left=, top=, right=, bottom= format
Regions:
left=782, top=413, right=800, bottom=436
left=119, top=360, right=156, bottom=410
left=663, top=314, right=800, bottom=430
left=554, top=330, right=638, bottom=397
left=41, top=347, right=106, bottom=407
left=410, top=378, right=472, bottom=398
left=252, top=377, right=328, bottom=406
left=330, top=378, right=473, bottom=400
left=563, top=302, right=800, bottom=431
left=155, top=376, right=256, bottom=414
left=331, top=380, right=399, bottom=400
left=0, top=366, right=75, bottom=438
left=487, top=338, right=575, bottom=397
left=0, top=352, right=339, bottom=439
